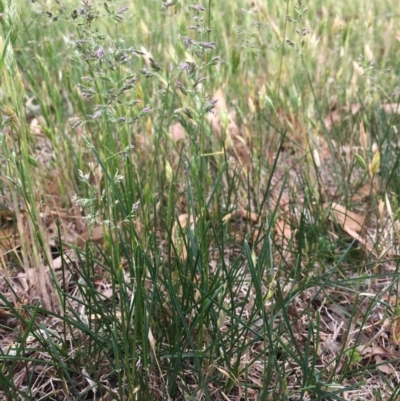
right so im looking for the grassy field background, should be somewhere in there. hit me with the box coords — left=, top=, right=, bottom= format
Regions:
left=0, top=0, right=400, bottom=400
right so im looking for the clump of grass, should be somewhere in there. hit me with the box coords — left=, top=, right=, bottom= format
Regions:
left=1, top=0, right=400, bottom=400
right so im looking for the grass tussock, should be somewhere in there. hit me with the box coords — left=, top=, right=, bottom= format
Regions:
left=0, top=0, right=400, bottom=400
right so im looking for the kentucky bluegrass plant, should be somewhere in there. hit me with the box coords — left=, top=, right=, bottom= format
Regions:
left=1, top=0, right=400, bottom=400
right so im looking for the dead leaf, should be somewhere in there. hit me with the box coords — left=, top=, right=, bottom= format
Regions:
left=0, top=308, right=10, bottom=321
left=169, top=123, right=187, bottom=142
left=324, top=103, right=361, bottom=130
left=324, top=110, right=342, bottom=130
left=326, top=202, right=365, bottom=232
left=275, top=218, right=292, bottom=241
left=77, top=225, right=105, bottom=247
left=227, top=220, right=245, bottom=244
left=357, top=345, right=393, bottom=358
left=274, top=218, right=293, bottom=261
left=230, top=129, right=252, bottom=169
left=237, top=204, right=259, bottom=223
left=172, top=213, right=195, bottom=260
left=45, top=172, right=72, bottom=200
left=29, top=116, right=46, bottom=136
left=252, top=228, right=262, bottom=250
left=211, top=87, right=228, bottom=114
left=135, top=133, right=152, bottom=150
left=206, top=88, right=252, bottom=170
left=206, top=87, right=227, bottom=140
left=0, top=209, right=15, bottom=223
left=375, top=356, right=396, bottom=374
left=351, top=184, right=372, bottom=202
left=343, top=103, right=362, bottom=115
left=380, top=103, right=400, bottom=114
left=391, top=317, right=400, bottom=345
left=0, top=227, right=18, bottom=255
left=76, top=217, right=141, bottom=248
left=16, top=272, right=29, bottom=292
left=340, top=223, right=373, bottom=254
left=325, top=203, right=373, bottom=253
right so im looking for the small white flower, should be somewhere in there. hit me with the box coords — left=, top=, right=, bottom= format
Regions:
left=114, top=170, right=124, bottom=183
left=78, top=169, right=90, bottom=183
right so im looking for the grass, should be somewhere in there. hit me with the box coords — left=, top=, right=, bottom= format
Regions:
left=0, top=0, right=400, bottom=400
